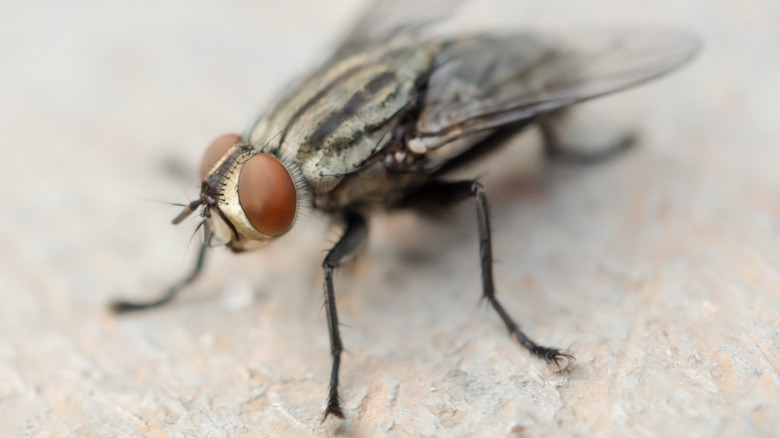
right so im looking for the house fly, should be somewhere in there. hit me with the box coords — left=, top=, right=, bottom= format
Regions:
left=111, top=1, right=699, bottom=420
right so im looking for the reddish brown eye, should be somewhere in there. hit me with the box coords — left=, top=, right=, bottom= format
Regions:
left=200, top=133, right=241, bottom=180
left=238, top=153, right=297, bottom=236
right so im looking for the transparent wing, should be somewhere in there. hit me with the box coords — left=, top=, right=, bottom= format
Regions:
left=417, top=28, right=700, bottom=137
left=335, top=0, right=467, bottom=55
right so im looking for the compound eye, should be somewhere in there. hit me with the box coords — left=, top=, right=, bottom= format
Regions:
left=238, top=153, right=297, bottom=236
left=200, top=133, right=241, bottom=180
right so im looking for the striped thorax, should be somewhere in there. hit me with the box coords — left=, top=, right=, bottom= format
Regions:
left=249, top=35, right=437, bottom=193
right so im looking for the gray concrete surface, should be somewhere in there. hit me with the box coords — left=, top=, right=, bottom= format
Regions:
left=1, top=1, right=778, bottom=437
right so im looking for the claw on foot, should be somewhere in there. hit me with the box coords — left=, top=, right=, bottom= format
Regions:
left=322, top=403, right=345, bottom=422
left=532, top=346, right=575, bottom=372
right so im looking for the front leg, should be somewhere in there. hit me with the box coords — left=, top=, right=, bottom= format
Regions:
left=321, top=211, right=368, bottom=420
left=397, top=180, right=573, bottom=369
left=110, top=239, right=210, bottom=313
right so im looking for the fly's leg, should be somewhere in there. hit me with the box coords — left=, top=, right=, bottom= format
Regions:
left=538, top=115, right=635, bottom=165
left=322, top=211, right=369, bottom=420
left=471, top=181, right=574, bottom=369
left=110, top=241, right=208, bottom=313
left=397, top=180, right=573, bottom=369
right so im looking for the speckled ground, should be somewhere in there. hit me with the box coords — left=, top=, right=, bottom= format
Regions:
left=1, top=1, right=778, bottom=437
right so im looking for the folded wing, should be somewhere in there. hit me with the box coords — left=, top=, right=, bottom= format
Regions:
left=417, top=29, right=700, bottom=138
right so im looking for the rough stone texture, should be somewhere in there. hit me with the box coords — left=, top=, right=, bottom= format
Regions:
left=1, top=1, right=778, bottom=437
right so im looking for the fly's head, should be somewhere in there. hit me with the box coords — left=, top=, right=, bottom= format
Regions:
left=174, top=134, right=306, bottom=253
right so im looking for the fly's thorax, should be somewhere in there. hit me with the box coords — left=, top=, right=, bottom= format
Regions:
left=195, top=134, right=307, bottom=252
left=248, top=40, right=439, bottom=194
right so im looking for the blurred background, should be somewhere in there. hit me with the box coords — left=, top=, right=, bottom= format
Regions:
left=1, top=1, right=778, bottom=436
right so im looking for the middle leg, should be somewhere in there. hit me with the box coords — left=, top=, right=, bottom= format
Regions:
left=397, top=180, right=573, bottom=369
